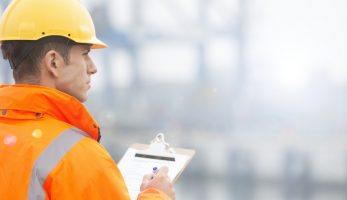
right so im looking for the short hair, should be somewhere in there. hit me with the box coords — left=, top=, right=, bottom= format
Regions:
left=1, top=36, right=77, bottom=83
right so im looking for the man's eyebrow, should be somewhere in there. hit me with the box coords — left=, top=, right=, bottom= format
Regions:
left=82, top=45, right=91, bottom=51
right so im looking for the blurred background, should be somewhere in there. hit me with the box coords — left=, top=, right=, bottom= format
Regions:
left=1, top=0, right=347, bottom=199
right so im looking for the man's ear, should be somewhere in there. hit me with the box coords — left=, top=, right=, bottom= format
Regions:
left=42, top=50, right=65, bottom=78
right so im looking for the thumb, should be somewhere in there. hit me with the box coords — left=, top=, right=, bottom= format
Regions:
left=140, top=174, right=152, bottom=191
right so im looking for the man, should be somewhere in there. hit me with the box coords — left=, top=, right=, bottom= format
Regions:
left=0, top=0, right=175, bottom=199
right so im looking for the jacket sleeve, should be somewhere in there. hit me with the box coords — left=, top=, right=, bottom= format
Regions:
left=137, top=188, right=171, bottom=200
left=44, top=137, right=172, bottom=200
left=43, top=138, right=131, bottom=200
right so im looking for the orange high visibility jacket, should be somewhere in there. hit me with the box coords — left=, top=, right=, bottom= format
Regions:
left=0, top=84, right=170, bottom=200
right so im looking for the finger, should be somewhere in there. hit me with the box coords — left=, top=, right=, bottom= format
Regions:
left=157, top=166, right=169, bottom=175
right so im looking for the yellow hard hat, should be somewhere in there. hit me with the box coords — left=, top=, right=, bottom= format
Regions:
left=0, top=0, right=107, bottom=49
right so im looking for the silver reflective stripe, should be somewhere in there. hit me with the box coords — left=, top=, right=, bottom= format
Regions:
left=27, top=128, right=87, bottom=200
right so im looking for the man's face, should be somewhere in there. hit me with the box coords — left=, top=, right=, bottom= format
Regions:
left=55, top=44, right=96, bottom=102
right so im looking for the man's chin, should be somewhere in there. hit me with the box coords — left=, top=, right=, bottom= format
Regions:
left=75, top=93, right=88, bottom=103
left=79, top=96, right=88, bottom=103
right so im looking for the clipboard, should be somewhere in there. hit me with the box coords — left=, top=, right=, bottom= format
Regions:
left=118, top=133, right=195, bottom=200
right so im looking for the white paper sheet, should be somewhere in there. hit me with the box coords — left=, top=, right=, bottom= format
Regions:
left=118, top=148, right=190, bottom=200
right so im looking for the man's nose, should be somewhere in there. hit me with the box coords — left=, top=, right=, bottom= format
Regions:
left=88, top=59, right=97, bottom=75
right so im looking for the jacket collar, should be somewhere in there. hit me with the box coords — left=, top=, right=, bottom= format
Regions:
left=0, top=84, right=101, bottom=142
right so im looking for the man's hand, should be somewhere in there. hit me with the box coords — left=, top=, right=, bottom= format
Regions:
left=140, top=166, right=176, bottom=200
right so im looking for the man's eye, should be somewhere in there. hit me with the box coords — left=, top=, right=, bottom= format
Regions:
left=83, top=49, right=91, bottom=55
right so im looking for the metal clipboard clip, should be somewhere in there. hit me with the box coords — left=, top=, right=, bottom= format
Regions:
left=135, top=133, right=176, bottom=161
